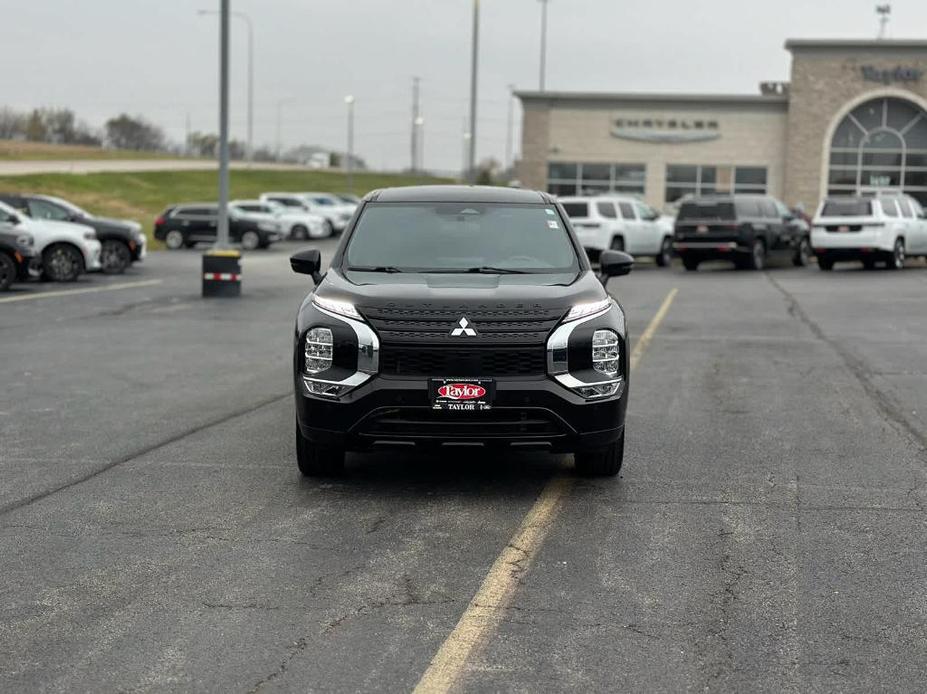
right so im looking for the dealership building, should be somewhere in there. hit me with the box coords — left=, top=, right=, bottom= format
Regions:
left=517, top=39, right=927, bottom=211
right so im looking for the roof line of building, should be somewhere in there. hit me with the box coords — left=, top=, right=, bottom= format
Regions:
left=515, top=91, right=788, bottom=105
left=785, top=38, right=927, bottom=50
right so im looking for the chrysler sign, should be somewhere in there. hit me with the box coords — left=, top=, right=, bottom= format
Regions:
left=610, top=116, right=721, bottom=143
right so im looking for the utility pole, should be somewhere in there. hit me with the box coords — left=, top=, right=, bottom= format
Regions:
left=539, top=0, right=549, bottom=90
left=216, top=0, right=230, bottom=249
left=411, top=77, right=421, bottom=172
left=876, top=4, right=891, bottom=39
left=505, top=84, right=516, bottom=172
left=467, top=0, right=480, bottom=182
left=415, top=116, right=425, bottom=172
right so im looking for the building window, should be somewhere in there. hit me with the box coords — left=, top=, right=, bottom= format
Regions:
left=547, top=162, right=645, bottom=196
left=665, top=164, right=767, bottom=203
left=828, top=96, right=927, bottom=204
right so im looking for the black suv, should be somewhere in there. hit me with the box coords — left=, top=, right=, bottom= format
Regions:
left=0, top=228, right=36, bottom=291
left=0, top=193, right=146, bottom=274
left=289, top=186, right=635, bottom=477
left=154, top=204, right=283, bottom=250
left=673, top=194, right=812, bottom=271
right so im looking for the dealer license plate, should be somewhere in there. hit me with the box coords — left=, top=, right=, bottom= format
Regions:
left=430, top=378, right=494, bottom=411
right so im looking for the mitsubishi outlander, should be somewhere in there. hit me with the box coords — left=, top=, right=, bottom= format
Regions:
left=290, top=186, right=634, bottom=477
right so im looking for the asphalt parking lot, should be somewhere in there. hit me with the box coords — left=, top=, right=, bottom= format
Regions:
left=2, top=243, right=926, bottom=692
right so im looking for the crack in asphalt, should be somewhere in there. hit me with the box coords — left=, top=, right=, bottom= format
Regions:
left=0, top=391, right=291, bottom=518
left=765, top=272, right=927, bottom=456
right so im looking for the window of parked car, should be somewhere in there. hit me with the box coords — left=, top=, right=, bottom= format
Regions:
left=596, top=202, right=617, bottom=219
left=561, top=202, right=589, bottom=218
left=269, top=197, right=303, bottom=207
left=759, top=199, right=778, bottom=218
left=821, top=199, right=871, bottom=216
left=618, top=202, right=635, bottom=220
left=897, top=198, right=914, bottom=218
left=177, top=207, right=215, bottom=216
left=735, top=199, right=760, bottom=217
left=677, top=200, right=737, bottom=221
left=27, top=199, right=70, bottom=221
left=882, top=199, right=900, bottom=217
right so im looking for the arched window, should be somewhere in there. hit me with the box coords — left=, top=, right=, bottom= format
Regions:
left=828, top=97, right=927, bottom=203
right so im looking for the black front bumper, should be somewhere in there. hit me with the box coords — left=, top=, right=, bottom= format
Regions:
left=296, top=375, right=627, bottom=452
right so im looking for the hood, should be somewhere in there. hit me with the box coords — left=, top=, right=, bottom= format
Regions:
left=88, top=216, right=141, bottom=234
left=318, top=267, right=607, bottom=316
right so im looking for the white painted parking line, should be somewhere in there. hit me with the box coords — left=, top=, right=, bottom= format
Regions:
left=0, top=279, right=164, bottom=304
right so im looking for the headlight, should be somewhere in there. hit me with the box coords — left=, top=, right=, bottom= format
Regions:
left=313, top=295, right=362, bottom=320
left=592, top=330, right=620, bottom=377
left=16, top=234, right=33, bottom=248
left=83, top=231, right=97, bottom=240
left=304, top=327, right=333, bottom=374
left=564, top=299, right=611, bottom=322
left=258, top=221, right=278, bottom=232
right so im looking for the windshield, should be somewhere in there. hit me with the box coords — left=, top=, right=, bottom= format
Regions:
left=677, top=200, right=736, bottom=221
left=47, top=196, right=89, bottom=217
left=821, top=199, right=872, bottom=217
left=345, top=202, right=579, bottom=273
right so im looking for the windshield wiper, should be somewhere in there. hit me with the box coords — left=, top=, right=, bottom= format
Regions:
left=346, top=265, right=404, bottom=273
left=464, top=266, right=529, bottom=274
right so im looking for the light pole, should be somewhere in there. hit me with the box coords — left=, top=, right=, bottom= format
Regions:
left=505, top=83, right=516, bottom=172
left=467, top=0, right=479, bottom=182
left=345, top=95, right=355, bottom=192
left=198, top=8, right=253, bottom=163
left=462, top=131, right=472, bottom=182
left=538, top=0, right=549, bottom=91
left=415, top=115, right=425, bottom=172
left=216, top=0, right=230, bottom=249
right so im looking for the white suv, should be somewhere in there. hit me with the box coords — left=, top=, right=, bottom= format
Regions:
left=812, top=194, right=927, bottom=270
left=0, top=201, right=101, bottom=281
left=231, top=200, right=329, bottom=240
left=559, top=195, right=673, bottom=266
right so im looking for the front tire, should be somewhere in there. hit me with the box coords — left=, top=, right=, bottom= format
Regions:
left=296, top=421, right=345, bottom=476
left=240, top=230, right=261, bottom=251
left=42, top=244, right=84, bottom=282
left=887, top=238, right=905, bottom=270
left=322, top=220, right=334, bottom=238
left=747, top=239, right=766, bottom=270
left=291, top=224, right=308, bottom=240
left=793, top=238, right=812, bottom=267
left=575, top=433, right=625, bottom=477
left=0, top=252, right=15, bottom=291
left=164, top=230, right=185, bottom=250
left=655, top=237, right=673, bottom=267
left=101, top=240, right=131, bottom=274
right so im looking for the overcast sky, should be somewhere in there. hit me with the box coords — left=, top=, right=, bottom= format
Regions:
left=5, top=0, right=927, bottom=171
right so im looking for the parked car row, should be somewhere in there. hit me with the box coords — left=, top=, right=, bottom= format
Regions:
left=0, top=193, right=146, bottom=290
left=154, top=191, right=359, bottom=250
left=560, top=189, right=927, bottom=272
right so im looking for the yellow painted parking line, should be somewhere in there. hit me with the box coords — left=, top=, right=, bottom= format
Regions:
left=413, top=287, right=679, bottom=694
left=0, top=279, right=163, bottom=304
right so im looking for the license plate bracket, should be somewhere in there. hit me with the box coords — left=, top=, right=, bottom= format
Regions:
left=429, top=378, right=495, bottom=411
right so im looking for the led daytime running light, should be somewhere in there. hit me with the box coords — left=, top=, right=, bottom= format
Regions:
left=565, top=299, right=611, bottom=322
left=313, top=295, right=362, bottom=320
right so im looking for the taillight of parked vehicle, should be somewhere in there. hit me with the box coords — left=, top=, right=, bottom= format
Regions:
left=154, top=216, right=165, bottom=227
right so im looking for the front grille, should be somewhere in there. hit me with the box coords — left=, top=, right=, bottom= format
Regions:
left=355, top=407, right=567, bottom=440
left=360, top=304, right=564, bottom=345
left=380, top=346, right=546, bottom=377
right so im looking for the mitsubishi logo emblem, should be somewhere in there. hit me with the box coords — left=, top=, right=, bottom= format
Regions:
left=450, top=316, right=477, bottom=337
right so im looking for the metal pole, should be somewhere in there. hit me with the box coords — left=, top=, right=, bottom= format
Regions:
left=505, top=84, right=515, bottom=171
left=539, top=0, right=549, bottom=91
left=345, top=95, right=355, bottom=193
left=216, top=0, right=230, bottom=249
left=415, top=116, right=425, bottom=172
left=467, top=0, right=479, bottom=182
left=411, top=77, right=420, bottom=172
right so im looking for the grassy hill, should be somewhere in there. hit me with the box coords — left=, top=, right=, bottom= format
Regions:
left=0, top=140, right=182, bottom=161
left=0, top=169, right=452, bottom=246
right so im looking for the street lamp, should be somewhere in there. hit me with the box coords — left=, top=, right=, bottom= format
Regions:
left=538, top=0, right=550, bottom=91
left=198, top=8, right=253, bottom=163
left=462, top=131, right=472, bottom=182
left=467, top=0, right=479, bottom=182
left=505, top=84, right=516, bottom=171
left=345, top=95, right=355, bottom=193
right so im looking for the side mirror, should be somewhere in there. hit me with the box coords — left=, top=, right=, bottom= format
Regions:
left=290, top=248, right=322, bottom=284
left=598, top=249, right=634, bottom=281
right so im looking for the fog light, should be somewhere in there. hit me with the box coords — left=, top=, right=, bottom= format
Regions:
left=304, top=378, right=347, bottom=397
left=576, top=382, right=622, bottom=399
left=305, top=327, right=333, bottom=374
